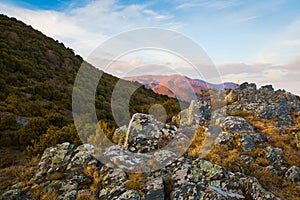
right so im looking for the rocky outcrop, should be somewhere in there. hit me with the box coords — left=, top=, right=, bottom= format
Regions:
left=2, top=82, right=299, bottom=200
left=1, top=142, right=281, bottom=200
left=226, top=82, right=299, bottom=126
left=173, top=99, right=211, bottom=127
left=114, top=113, right=177, bottom=153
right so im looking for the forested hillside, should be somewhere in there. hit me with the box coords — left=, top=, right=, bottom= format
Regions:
left=0, top=14, right=181, bottom=155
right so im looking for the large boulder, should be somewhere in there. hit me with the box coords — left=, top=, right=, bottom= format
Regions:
left=32, top=142, right=74, bottom=183
left=118, top=113, right=177, bottom=153
left=174, top=99, right=211, bottom=127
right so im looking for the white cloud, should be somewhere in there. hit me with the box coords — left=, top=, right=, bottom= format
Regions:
left=236, top=15, right=259, bottom=23
left=176, top=0, right=238, bottom=10
left=143, top=9, right=172, bottom=20
left=1, top=0, right=299, bottom=95
left=278, top=40, right=300, bottom=47
left=0, top=0, right=176, bottom=57
left=217, top=56, right=300, bottom=95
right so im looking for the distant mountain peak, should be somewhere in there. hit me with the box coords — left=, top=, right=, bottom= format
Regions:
left=124, top=74, right=237, bottom=101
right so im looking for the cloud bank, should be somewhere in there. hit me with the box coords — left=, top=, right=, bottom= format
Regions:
left=0, top=0, right=299, bottom=95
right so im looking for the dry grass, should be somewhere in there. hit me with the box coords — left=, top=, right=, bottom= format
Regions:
left=268, top=133, right=300, bottom=166
left=200, top=108, right=300, bottom=200
left=83, top=166, right=101, bottom=192
left=29, top=184, right=59, bottom=200
left=262, top=127, right=281, bottom=135
left=76, top=191, right=95, bottom=200
left=255, top=157, right=269, bottom=167
left=41, top=188, right=58, bottom=200
left=205, top=145, right=242, bottom=172
left=251, top=168, right=282, bottom=191
left=294, top=113, right=300, bottom=126
left=281, top=183, right=300, bottom=200
left=51, top=172, right=65, bottom=181
left=244, top=147, right=266, bottom=158
left=202, top=128, right=299, bottom=199
left=0, top=147, right=39, bottom=191
left=125, top=173, right=147, bottom=195
left=249, top=165, right=300, bottom=200
left=187, top=127, right=206, bottom=158
left=245, top=116, right=277, bottom=133
left=227, top=110, right=252, bottom=118
left=30, top=184, right=44, bottom=199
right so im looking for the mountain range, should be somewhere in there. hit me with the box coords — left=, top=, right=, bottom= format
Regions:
left=124, top=74, right=237, bottom=101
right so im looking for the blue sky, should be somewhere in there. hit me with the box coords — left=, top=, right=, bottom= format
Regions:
left=1, top=0, right=300, bottom=94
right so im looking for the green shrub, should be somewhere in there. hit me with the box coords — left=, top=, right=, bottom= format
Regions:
left=0, top=114, right=19, bottom=130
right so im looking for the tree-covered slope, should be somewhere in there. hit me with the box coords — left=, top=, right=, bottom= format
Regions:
left=0, top=14, right=181, bottom=155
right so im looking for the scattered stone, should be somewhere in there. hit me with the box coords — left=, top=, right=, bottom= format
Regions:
left=117, top=190, right=140, bottom=200
left=207, top=186, right=245, bottom=199
left=142, top=178, right=164, bottom=200
left=240, top=155, right=254, bottom=165
left=171, top=182, right=201, bottom=200
left=215, top=132, right=233, bottom=146
left=220, top=116, right=254, bottom=133
left=247, top=177, right=280, bottom=200
left=265, top=146, right=288, bottom=174
left=1, top=189, right=22, bottom=200
left=284, top=165, right=300, bottom=186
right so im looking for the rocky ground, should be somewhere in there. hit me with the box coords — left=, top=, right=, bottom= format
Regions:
left=2, top=82, right=300, bottom=200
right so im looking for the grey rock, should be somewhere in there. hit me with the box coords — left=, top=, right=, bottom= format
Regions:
left=175, top=99, right=212, bottom=127
left=33, top=142, right=74, bottom=183
left=240, top=155, right=254, bottom=165
left=142, top=178, right=164, bottom=200
left=284, top=165, right=300, bottom=186
left=206, top=186, right=245, bottom=199
left=102, top=144, right=178, bottom=172
left=1, top=189, right=22, bottom=200
left=265, top=146, right=287, bottom=173
left=121, top=113, right=177, bottom=153
left=70, top=144, right=94, bottom=165
left=238, top=133, right=255, bottom=151
left=247, top=177, right=280, bottom=200
left=117, top=190, right=140, bottom=200
left=99, top=166, right=127, bottom=199
left=225, top=82, right=297, bottom=126
left=215, top=132, right=233, bottom=146
left=220, top=116, right=254, bottom=133
left=113, top=125, right=128, bottom=145
left=58, top=180, right=78, bottom=200
left=171, top=182, right=201, bottom=200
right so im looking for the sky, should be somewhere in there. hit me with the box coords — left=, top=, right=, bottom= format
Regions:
left=1, top=0, right=300, bottom=94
